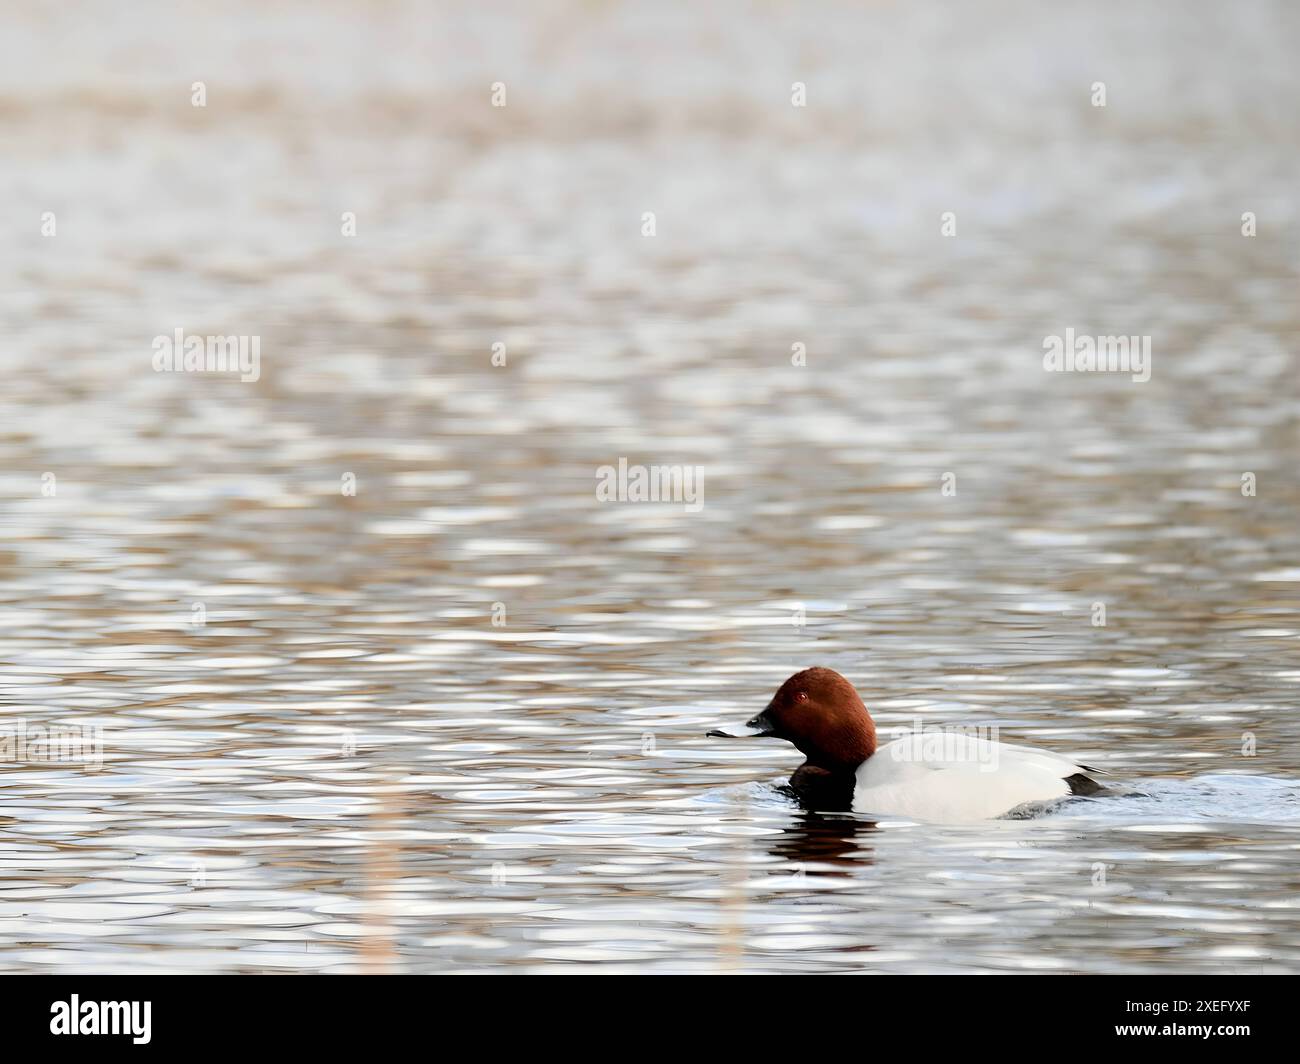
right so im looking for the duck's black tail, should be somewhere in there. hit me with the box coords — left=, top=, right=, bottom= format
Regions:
left=1064, top=772, right=1108, bottom=796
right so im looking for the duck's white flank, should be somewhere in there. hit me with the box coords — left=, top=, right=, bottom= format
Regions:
left=854, top=734, right=1087, bottom=821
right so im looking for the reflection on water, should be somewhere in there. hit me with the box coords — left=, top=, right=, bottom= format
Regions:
left=768, top=811, right=876, bottom=871
left=2, top=0, right=1300, bottom=972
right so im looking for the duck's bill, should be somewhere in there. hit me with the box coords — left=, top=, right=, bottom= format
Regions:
left=706, top=710, right=776, bottom=739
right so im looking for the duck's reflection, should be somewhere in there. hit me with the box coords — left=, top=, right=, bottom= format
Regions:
left=768, top=807, right=877, bottom=871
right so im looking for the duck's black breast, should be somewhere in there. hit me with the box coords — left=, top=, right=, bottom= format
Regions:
left=786, top=763, right=857, bottom=811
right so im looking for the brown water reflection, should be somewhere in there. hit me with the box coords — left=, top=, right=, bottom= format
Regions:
left=1, top=0, right=1299, bottom=972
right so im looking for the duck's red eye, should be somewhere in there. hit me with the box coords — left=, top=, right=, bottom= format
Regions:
left=795, top=691, right=808, bottom=703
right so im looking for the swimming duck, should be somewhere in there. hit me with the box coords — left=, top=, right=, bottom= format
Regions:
left=708, top=667, right=1104, bottom=821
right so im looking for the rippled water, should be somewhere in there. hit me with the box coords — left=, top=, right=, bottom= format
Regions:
left=2, top=1, right=1300, bottom=973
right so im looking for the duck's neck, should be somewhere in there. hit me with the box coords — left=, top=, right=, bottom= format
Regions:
left=798, top=714, right=876, bottom=774
left=787, top=718, right=876, bottom=810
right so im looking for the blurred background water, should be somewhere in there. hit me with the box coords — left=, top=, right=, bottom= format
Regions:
left=1, top=0, right=1299, bottom=973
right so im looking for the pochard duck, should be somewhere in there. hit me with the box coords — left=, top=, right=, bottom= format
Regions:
left=708, top=667, right=1104, bottom=821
